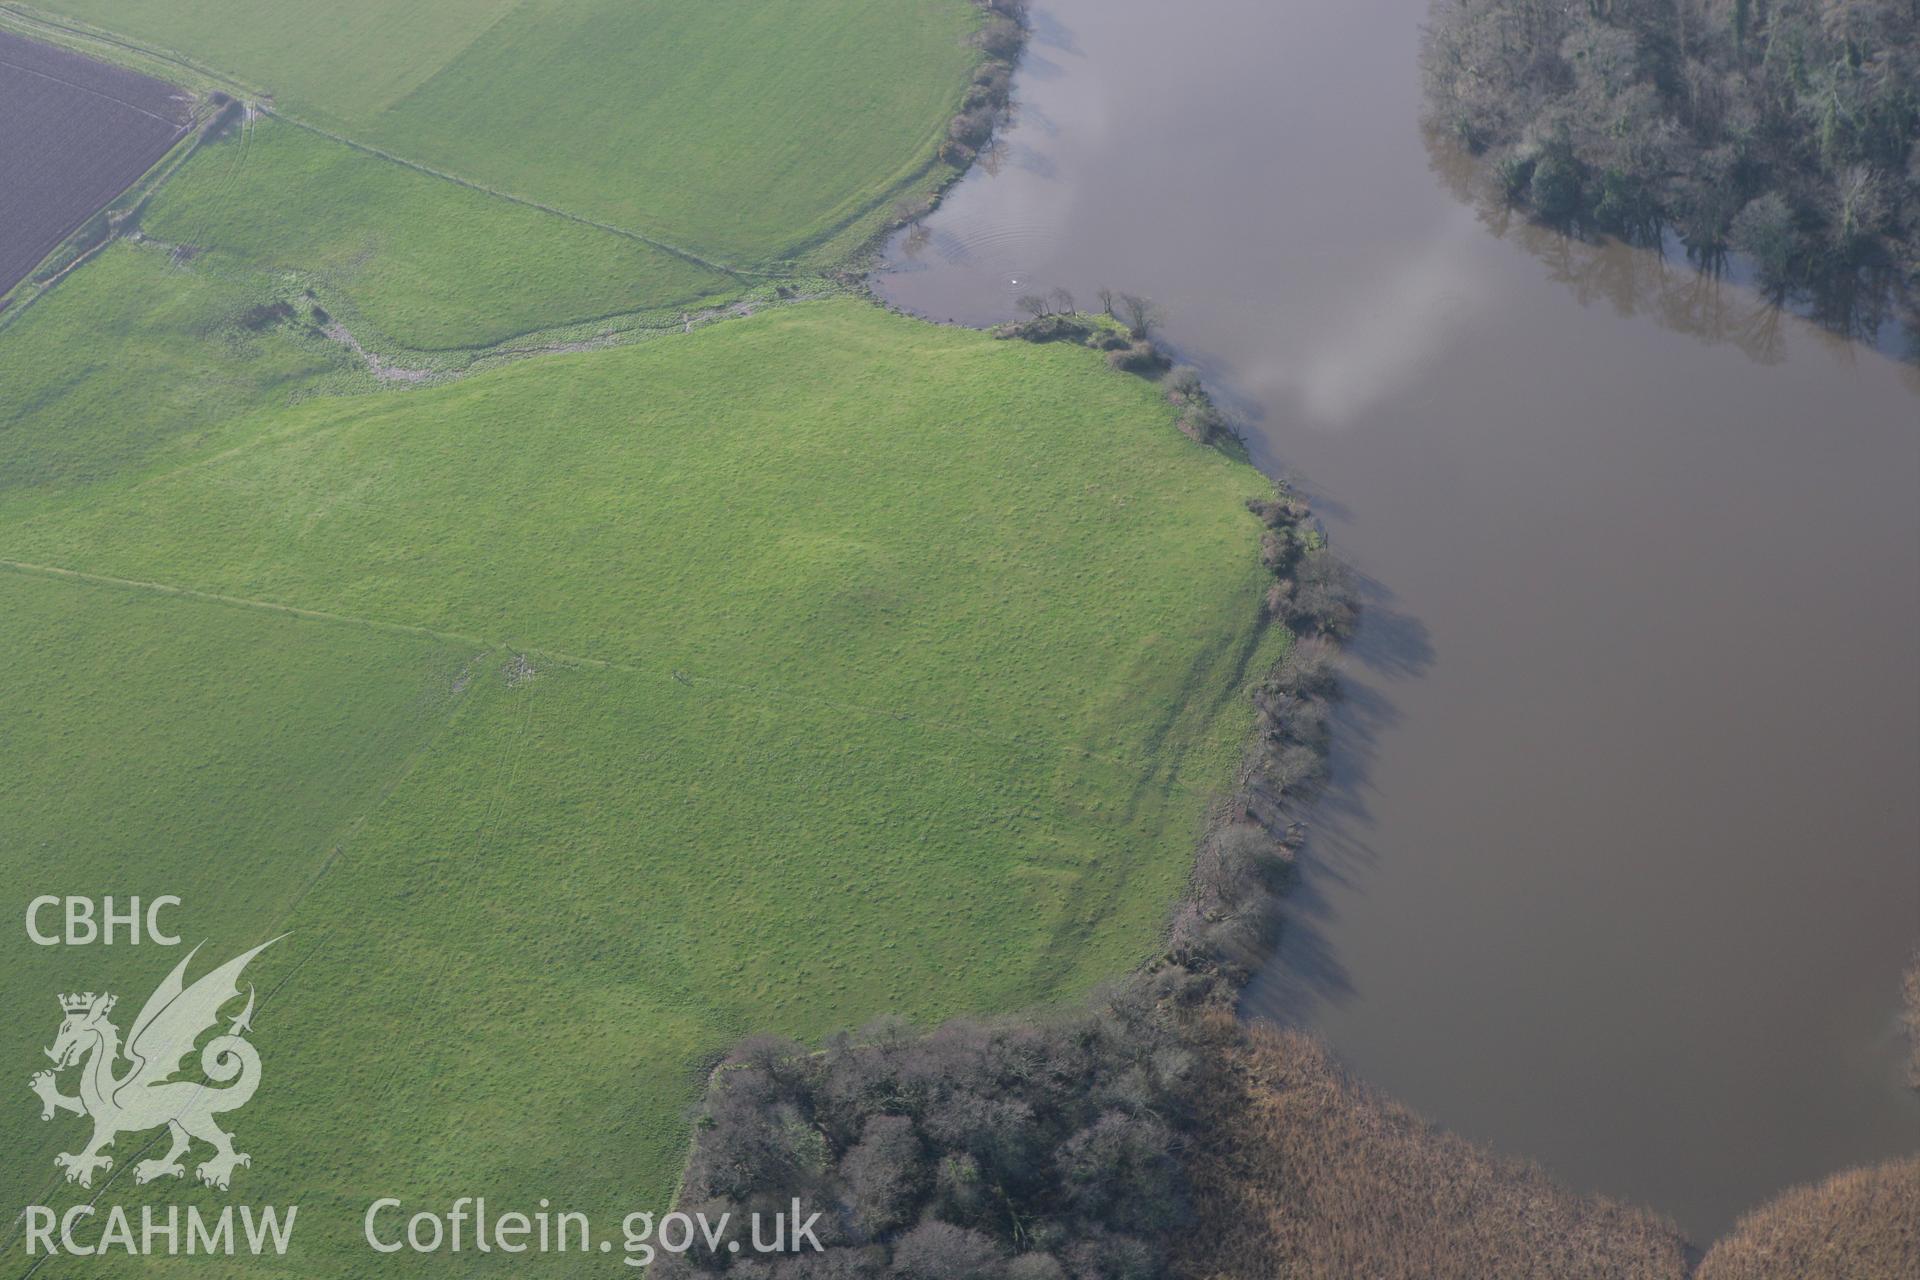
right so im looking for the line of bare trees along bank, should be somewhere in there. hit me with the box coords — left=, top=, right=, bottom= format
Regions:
left=652, top=280, right=1363, bottom=1277
left=666, top=271, right=1920, bottom=1273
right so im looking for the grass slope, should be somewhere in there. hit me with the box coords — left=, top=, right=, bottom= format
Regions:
left=0, top=289, right=1281, bottom=1272
left=139, top=116, right=740, bottom=352
left=29, top=0, right=980, bottom=266
left=0, top=570, right=480, bottom=1273
left=0, top=241, right=365, bottom=500
left=2, top=298, right=1277, bottom=758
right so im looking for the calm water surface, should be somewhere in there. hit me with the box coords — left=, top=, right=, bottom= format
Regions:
left=878, top=0, right=1920, bottom=1240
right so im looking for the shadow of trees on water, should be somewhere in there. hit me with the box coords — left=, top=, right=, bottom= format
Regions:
left=1427, top=133, right=1920, bottom=382
left=1241, top=570, right=1434, bottom=1028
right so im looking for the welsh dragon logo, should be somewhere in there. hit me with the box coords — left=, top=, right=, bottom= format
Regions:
left=29, top=938, right=280, bottom=1191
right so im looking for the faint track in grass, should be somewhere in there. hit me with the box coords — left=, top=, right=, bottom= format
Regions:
left=0, top=4, right=773, bottom=290
left=0, top=557, right=495, bottom=650
left=0, top=2, right=256, bottom=98
left=172, top=100, right=251, bottom=269
left=0, top=557, right=1220, bottom=794
left=0, top=646, right=490, bottom=1273
left=258, top=109, right=764, bottom=285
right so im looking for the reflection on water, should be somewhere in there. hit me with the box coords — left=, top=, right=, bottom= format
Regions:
left=1425, top=138, right=1920, bottom=375
left=878, top=0, right=1920, bottom=1244
left=1270, top=208, right=1494, bottom=426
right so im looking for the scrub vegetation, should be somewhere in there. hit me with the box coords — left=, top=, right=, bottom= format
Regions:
left=1180, top=1024, right=1920, bottom=1280
left=1697, top=1155, right=1920, bottom=1279
left=1906, top=950, right=1920, bottom=1089
left=1179, top=1022, right=1693, bottom=1280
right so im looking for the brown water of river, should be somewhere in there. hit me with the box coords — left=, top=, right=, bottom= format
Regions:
left=877, top=0, right=1920, bottom=1241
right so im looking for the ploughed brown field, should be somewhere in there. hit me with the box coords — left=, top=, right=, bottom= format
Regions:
left=0, top=29, right=190, bottom=296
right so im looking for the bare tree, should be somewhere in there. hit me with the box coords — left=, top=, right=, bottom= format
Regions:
left=1118, top=292, right=1160, bottom=339
left=1285, top=549, right=1358, bottom=640
left=1015, top=293, right=1050, bottom=318
left=1096, top=286, right=1115, bottom=316
left=1048, top=286, right=1076, bottom=315
left=976, top=16, right=1024, bottom=60
left=948, top=107, right=995, bottom=148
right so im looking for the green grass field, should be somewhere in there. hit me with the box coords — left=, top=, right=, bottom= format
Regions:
left=0, top=273, right=1282, bottom=1270
left=0, top=4, right=1295, bottom=1271
left=2, top=294, right=1278, bottom=754
left=26, top=0, right=981, bottom=267
left=0, top=241, right=367, bottom=501
left=138, top=115, right=741, bottom=351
